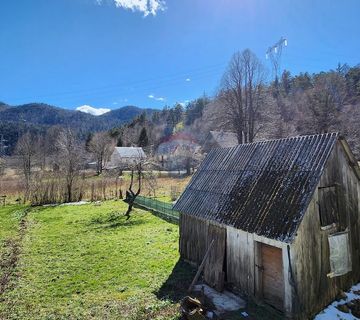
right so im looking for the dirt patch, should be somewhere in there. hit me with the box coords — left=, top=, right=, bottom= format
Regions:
left=0, top=208, right=29, bottom=297
left=0, top=239, right=21, bottom=295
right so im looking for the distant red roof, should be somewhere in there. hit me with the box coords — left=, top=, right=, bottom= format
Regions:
left=159, top=132, right=198, bottom=145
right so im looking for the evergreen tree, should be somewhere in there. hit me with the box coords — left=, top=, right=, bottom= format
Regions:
left=138, top=127, right=149, bottom=147
left=117, top=136, right=123, bottom=147
left=138, top=112, right=146, bottom=124
left=346, top=66, right=360, bottom=97
left=85, top=133, right=93, bottom=152
left=281, top=70, right=292, bottom=95
left=293, top=72, right=313, bottom=92
left=173, top=103, right=184, bottom=123
left=151, top=111, right=161, bottom=124
left=185, top=97, right=209, bottom=125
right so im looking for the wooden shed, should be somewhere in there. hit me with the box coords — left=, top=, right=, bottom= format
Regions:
left=174, top=133, right=360, bottom=319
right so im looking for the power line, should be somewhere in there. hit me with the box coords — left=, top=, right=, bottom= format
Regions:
left=6, top=61, right=228, bottom=105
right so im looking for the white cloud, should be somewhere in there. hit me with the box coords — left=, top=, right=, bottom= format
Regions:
left=185, top=78, right=191, bottom=82
left=178, top=100, right=190, bottom=107
left=97, top=0, right=166, bottom=16
left=148, top=94, right=165, bottom=102
left=76, top=105, right=111, bottom=116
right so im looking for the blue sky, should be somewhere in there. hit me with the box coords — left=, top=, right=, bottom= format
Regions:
left=1, top=0, right=359, bottom=112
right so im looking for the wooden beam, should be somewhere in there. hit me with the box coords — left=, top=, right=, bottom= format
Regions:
left=188, top=240, right=215, bottom=293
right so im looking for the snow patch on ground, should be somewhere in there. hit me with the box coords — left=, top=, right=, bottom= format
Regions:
left=194, top=284, right=246, bottom=314
left=43, top=201, right=89, bottom=207
left=314, top=282, right=360, bottom=320
left=60, top=201, right=89, bottom=206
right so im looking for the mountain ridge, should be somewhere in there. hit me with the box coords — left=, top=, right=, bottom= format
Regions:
left=0, top=102, right=155, bottom=126
left=0, top=102, right=156, bottom=154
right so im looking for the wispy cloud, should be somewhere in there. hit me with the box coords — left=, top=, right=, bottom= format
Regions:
left=98, top=0, right=166, bottom=16
left=148, top=94, right=166, bottom=102
left=76, top=105, right=111, bottom=116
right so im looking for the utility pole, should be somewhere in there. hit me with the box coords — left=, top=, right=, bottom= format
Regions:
left=266, top=37, right=289, bottom=137
left=266, top=37, right=288, bottom=82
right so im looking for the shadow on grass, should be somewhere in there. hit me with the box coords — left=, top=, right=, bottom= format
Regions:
left=88, top=211, right=146, bottom=229
left=155, top=259, right=197, bottom=302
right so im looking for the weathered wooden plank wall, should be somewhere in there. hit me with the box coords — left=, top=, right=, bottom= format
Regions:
left=180, top=214, right=286, bottom=306
left=291, top=141, right=360, bottom=319
left=226, top=227, right=255, bottom=296
left=179, top=213, right=208, bottom=265
left=204, top=224, right=226, bottom=291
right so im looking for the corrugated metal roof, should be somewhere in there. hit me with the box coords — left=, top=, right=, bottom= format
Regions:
left=174, top=133, right=339, bottom=242
left=113, top=147, right=146, bottom=158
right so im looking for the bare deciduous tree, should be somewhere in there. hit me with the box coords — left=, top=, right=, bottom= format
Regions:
left=15, top=132, right=39, bottom=200
left=173, top=146, right=202, bottom=175
left=302, top=72, right=347, bottom=133
left=87, top=131, right=115, bottom=175
left=0, top=157, right=5, bottom=176
left=123, top=154, right=161, bottom=219
left=142, top=170, right=158, bottom=197
left=218, top=49, right=266, bottom=143
left=56, top=129, right=84, bottom=203
left=124, top=162, right=142, bottom=220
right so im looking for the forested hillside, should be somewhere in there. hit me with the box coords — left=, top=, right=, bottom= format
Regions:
left=0, top=103, right=154, bottom=153
left=110, top=61, right=360, bottom=158
left=2, top=60, right=360, bottom=158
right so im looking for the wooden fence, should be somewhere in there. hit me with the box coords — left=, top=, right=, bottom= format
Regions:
left=133, top=195, right=179, bottom=223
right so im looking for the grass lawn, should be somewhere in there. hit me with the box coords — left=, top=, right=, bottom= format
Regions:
left=0, top=205, right=26, bottom=256
left=0, top=201, right=195, bottom=320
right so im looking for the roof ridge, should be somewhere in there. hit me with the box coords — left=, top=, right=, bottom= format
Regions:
left=216, top=132, right=339, bottom=150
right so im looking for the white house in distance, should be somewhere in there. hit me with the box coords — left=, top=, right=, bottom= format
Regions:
left=107, top=147, right=146, bottom=169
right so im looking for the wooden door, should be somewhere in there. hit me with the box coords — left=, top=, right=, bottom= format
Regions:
left=204, top=224, right=226, bottom=291
left=261, top=243, right=284, bottom=311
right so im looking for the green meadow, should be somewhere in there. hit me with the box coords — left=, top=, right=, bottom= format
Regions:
left=0, top=201, right=194, bottom=320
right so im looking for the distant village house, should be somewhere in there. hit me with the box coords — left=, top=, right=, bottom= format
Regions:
left=202, top=130, right=239, bottom=153
left=156, top=132, right=201, bottom=172
left=107, top=147, right=146, bottom=170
